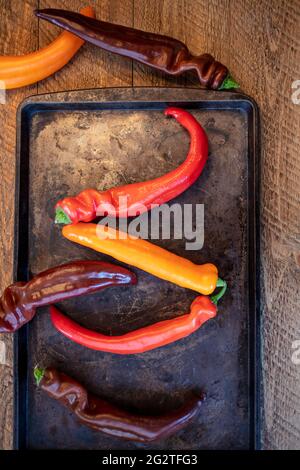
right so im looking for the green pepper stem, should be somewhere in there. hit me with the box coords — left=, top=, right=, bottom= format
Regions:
left=55, top=207, right=71, bottom=225
left=210, top=278, right=227, bottom=305
left=34, top=365, right=45, bottom=386
left=219, top=74, right=240, bottom=90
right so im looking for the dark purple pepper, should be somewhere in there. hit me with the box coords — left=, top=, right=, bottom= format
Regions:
left=35, top=366, right=205, bottom=442
left=35, top=8, right=238, bottom=90
left=0, top=260, right=136, bottom=333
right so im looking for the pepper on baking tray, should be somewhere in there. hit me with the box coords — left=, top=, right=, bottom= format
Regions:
left=54, top=107, right=209, bottom=224
left=62, top=223, right=220, bottom=296
left=35, top=8, right=239, bottom=90
left=34, top=366, right=205, bottom=442
left=50, top=283, right=226, bottom=353
left=0, top=260, right=136, bottom=333
left=0, top=6, right=94, bottom=90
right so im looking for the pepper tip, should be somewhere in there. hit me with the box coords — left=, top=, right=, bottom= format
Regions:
left=55, top=207, right=72, bottom=225
left=210, top=278, right=227, bottom=305
left=164, top=107, right=181, bottom=118
left=219, top=74, right=240, bottom=90
left=34, top=366, right=45, bottom=386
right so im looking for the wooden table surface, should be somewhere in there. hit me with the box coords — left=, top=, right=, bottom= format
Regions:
left=0, top=0, right=299, bottom=450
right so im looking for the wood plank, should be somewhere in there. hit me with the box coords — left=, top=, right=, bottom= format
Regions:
left=228, top=0, right=300, bottom=450
left=37, top=0, right=133, bottom=93
left=0, top=0, right=38, bottom=450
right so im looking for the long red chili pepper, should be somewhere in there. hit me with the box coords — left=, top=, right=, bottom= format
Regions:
left=34, top=366, right=205, bottom=442
left=0, top=261, right=136, bottom=333
left=55, top=107, right=209, bottom=224
left=50, top=284, right=226, bottom=354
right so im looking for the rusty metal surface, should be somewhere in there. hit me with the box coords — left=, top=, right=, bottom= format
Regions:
left=14, top=87, right=259, bottom=449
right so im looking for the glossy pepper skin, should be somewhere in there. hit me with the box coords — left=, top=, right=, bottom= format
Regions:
left=0, top=7, right=94, bottom=90
left=34, top=367, right=205, bottom=442
left=0, top=261, right=136, bottom=333
left=50, top=295, right=217, bottom=354
left=62, top=223, right=218, bottom=295
left=35, top=9, right=239, bottom=90
left=55, top=107, right=209, bottom=224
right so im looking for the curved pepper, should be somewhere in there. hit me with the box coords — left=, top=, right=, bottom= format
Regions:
left=62, top=223, right=219, bottom=295
left=34, top=366, right=205, bottom=442
left=50, top=292, right=227, bottom=354
left=55, top=107, right=209, bottom=224
left=0, top=6, right=94, bottom=90
left=35, top=8, right=239, bottom=90
left=0, top=260, right=136, bottom=333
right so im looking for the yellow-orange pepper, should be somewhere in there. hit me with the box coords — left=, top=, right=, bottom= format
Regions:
left=62, top=223, right=219, bottom=295
left=0, top=6, right=94, bottom=90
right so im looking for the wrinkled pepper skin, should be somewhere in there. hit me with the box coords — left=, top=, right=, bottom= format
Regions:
left=0, top=7, right=94, bottom=90
left=62, top=223, right=218, bottom=295
left=50, top=296, right=217, bottom=354
left=36, top=367, right=205, bottom=442
left=55, top=107, right=209, bottom=224
left=35, top=8, right=234, bottom=90
left=0, top=261, right=136, bottom=333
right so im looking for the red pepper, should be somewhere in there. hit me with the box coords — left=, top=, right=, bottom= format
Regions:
left=55, top=107, right=208, bottom=224
left=50, top=284, right=226, bottom=354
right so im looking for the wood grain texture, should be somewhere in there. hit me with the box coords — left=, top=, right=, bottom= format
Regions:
left=38, top=0, right=133, bottom=92
left=227, top=0, right=300, bottom=450
left=0, top=0, right=299, bottom=450
left=0, top=0, right=38, bottom=450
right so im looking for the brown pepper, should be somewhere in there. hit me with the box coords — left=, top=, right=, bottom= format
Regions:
left=0, top=260, right=136, bottom=333
left=35, top=9, right=238, bottom=90
left=34, top=366, right=205, bottom=443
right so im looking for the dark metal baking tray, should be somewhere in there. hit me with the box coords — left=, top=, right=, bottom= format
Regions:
left=13, top=87, right=260, bottom=450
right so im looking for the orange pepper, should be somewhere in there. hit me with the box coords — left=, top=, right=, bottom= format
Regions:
left=0, top=6, right=94, bottom=90
left=62, top=223, right=219, bottom=295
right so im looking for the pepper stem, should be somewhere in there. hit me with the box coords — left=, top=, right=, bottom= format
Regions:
left=34, top=365, right=45, bottom=386
left=219, top=74, right=240, bottom=90
left=210, top=278, right=227, bottom=305
left=55, top=207, right=71, bottom=225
